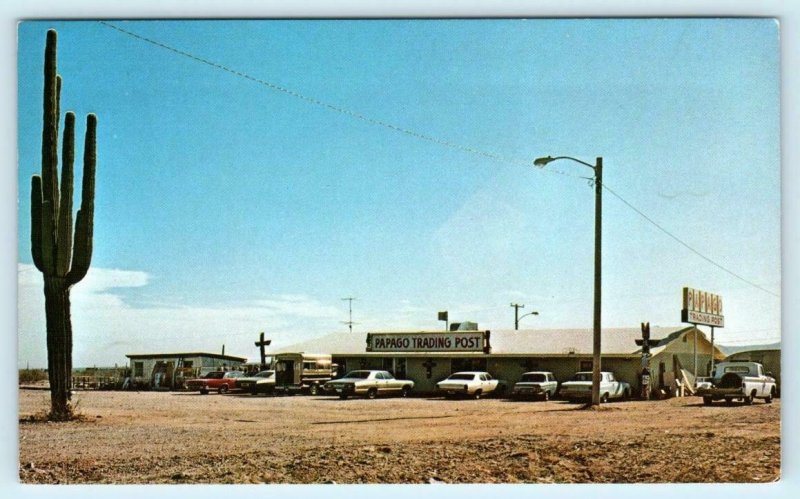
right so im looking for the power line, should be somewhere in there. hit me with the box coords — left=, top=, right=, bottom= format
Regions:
left=98, top=21, right=580, bottom=180
left=602, top=183, right=780, bottom=298
left=98, top=21, right=779, bottom=300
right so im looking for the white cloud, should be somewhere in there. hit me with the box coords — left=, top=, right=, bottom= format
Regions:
left=17, top=264, right=346, bottom=368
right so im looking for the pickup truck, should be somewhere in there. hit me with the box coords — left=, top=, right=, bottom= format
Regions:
left=695, top=361, right=777, bottom=405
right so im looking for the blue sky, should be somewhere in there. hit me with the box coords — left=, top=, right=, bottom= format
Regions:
left=16, top=19, right=781, bottom=368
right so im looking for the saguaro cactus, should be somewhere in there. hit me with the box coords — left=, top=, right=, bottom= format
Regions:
left=30, top=29, right=97, bottom=420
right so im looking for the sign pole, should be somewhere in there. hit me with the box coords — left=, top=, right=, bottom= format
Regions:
left=693, top=325, right=697, bottom=379
left=710, top=326, right=715, bottom=376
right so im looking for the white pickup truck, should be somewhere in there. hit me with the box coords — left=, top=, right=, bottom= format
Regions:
left=695, top=361, right=777, bottom=406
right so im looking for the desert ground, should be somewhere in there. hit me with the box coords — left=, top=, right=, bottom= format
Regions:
left=18, top=388, right=780, bottom=484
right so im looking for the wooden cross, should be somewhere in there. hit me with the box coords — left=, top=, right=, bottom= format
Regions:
left=422, top=358, right=437, bottom=379
left=254, top=332, right=271, bottom=369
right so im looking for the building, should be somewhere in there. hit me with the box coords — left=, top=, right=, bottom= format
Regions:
left=275, top=326, right=725, bottom=395
left=125, top=352, right=247, bottom=390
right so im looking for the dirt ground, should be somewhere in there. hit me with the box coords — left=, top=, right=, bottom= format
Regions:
left=17, top=388, right=781, bottom=484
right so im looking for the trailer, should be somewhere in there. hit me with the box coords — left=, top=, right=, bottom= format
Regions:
left=273, top=353, right=337, bottom=395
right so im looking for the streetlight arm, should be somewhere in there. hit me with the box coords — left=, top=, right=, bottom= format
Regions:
left=533, top=155, right=597, bottom=171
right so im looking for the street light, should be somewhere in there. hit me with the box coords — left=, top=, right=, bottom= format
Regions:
left=533, top=155, right=603, bottom=406
left=511, top=303, right=539, bottom=330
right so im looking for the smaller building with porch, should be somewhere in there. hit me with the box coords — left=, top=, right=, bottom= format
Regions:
left=125, top=352, right=247, bottom=390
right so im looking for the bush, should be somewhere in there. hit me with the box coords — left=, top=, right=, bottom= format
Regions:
left=19, top=369, right=48, bottom=385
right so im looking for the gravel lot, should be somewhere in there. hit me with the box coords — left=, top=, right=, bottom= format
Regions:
left=18, top=388, right=780, bottom=484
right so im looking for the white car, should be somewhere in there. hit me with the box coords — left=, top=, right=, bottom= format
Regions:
left=436, top=371, right=506, bottom=399
left=559, top=371, right=631, bottom=403
left=236, top=370, right=276, bottom=395
left=323, top=370, right=414, bottom=399
left=512, top=371, right=559, bottom=401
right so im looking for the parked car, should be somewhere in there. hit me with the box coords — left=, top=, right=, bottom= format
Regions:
left=323, top=370, right=414, bottom=399
left=237, top=370, right=276, bottom=395
left=436, top=371, right=506, bottom=399
left=185, top=370, right=245, bottom=394
left=511, top=371, right=558, bottom=401
left=559, top=371, right=631, bottom=403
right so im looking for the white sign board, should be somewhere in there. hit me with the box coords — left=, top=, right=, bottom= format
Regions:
left=681, top=287, right=724, bottom=327
left=367, top=332, right=486, bottom=352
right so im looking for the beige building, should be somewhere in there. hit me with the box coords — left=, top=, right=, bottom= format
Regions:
left=276, top=326, right=725, bottom=396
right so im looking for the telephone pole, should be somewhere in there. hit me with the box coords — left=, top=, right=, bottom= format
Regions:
left=341, top=297, right=356, bottom=333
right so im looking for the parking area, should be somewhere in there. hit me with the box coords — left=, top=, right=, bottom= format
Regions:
left=18, top=389, right=780, bottom=483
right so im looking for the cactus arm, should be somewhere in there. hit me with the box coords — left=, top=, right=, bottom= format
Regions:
left=41, top=29, right=59, bottom=213
left=56, top=112, right=75, bottom=276
left=31, top=176, right=45, bottom=272
left=66, top=114, right=96, bottom=285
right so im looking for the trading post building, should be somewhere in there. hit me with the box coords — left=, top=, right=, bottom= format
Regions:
left=276, top=326, right=725, bottom=396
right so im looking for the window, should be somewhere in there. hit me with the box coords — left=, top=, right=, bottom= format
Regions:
left=579, top=360, right=593, bottom=371
left=134, top=362, right=144, bottom=377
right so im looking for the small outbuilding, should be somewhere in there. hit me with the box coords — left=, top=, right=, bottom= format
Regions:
left=275, top=326, right=725, bottom=396
left=125, top=352, right=248, bottom=390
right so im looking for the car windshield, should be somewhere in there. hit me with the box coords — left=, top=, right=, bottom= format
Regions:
left=447, top=374, right=476, bottom=381
left=521, top=373, right=547, bottom=382
left=254, top=371, right=274, bottom=378
left=203, top=372, right=224, bottom=379
left=344, top=371, right=372, bottom=379
left=572, top=373, right=592, bottom=382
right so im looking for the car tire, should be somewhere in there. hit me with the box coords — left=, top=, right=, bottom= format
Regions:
left=724, top=397, right=733, bottom=405
left=703, top=396, right=713, bottom=406
left=339, top=393, right=348, bottom=400
left=473, top=390, right=482, bottom=400
left=744, top=391, right=755, bottom=405
left=542, top=391, right=550, bottom=402
left=200, top=388, right=208, bottom=395
left=218, top=385, right=228, bottom=394
left=601, top=393, right=609, bottom=403
left=367, top=388, right=377, bottom=400
left=309, top=384, right=319, bottom=396
left=765, top=388, right=775, bottom=404
left=623, top=389, right=631, bottom=401
left=401, top=386, right=410, bottom=398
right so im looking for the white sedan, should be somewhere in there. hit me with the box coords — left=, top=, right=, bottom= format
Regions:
left=436, top=371, right=506, bottom=399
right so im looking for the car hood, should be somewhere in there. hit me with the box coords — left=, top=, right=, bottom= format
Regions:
left=238, top=377, right=274, bottom=383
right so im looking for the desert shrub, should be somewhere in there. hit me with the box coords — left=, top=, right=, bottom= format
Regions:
left=19, top=369, right=48, bottom=385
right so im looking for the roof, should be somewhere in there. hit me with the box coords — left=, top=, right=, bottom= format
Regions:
left=125, top=352, right=247, bottom=362
left=275, top=326, right=706, bottom=356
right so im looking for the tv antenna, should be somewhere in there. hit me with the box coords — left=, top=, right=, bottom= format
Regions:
left=341, top=297, right=358, bottom=333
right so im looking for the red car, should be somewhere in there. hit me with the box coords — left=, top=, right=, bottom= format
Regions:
left=185, top=371, right=245, bottom=394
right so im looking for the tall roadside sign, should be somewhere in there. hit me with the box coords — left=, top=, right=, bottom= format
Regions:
left=681, top=287, right=725, bottom=377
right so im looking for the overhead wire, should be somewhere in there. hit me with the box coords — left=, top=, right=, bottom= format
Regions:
left=98, top=21, right=780, bottom=300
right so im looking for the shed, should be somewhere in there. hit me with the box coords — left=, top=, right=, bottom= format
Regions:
left=125, top=352, right=248, bottom=390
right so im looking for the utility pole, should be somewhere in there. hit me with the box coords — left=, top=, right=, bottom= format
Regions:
left=341, top=297, right=356, bottom=333
left=511, top=303, right=524, bottom=330
left=511, top=303, right=538, bottom=330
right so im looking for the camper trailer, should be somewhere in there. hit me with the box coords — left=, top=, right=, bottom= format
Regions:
left=273, top=353, right=337, bottom=395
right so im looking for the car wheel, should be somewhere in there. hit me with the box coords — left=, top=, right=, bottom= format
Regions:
left=724, top=398, right=733, bottom=406
left=200, top=388, right=208, bottom=395
left=309, top=383, right=319, bottom=396
left=601, top=393, right=609, bottom=403
left=744, top=391, right=755, bottom=405
left=703, top=396, right=713, bottom=406
left=218, top=385, right=228, bottom=394
left=473, top=389, right=482, bottom=400
left=622, top=389, right=631, bottom=401
left=367, top=388, right=377, bottom=400
left=765, top=388, right=775, bottom=404
left=542, top=391, right=550, bottom=402
left=339, top=393, right=348, bottom=400
left=401, top=386, right=410, bottom=398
